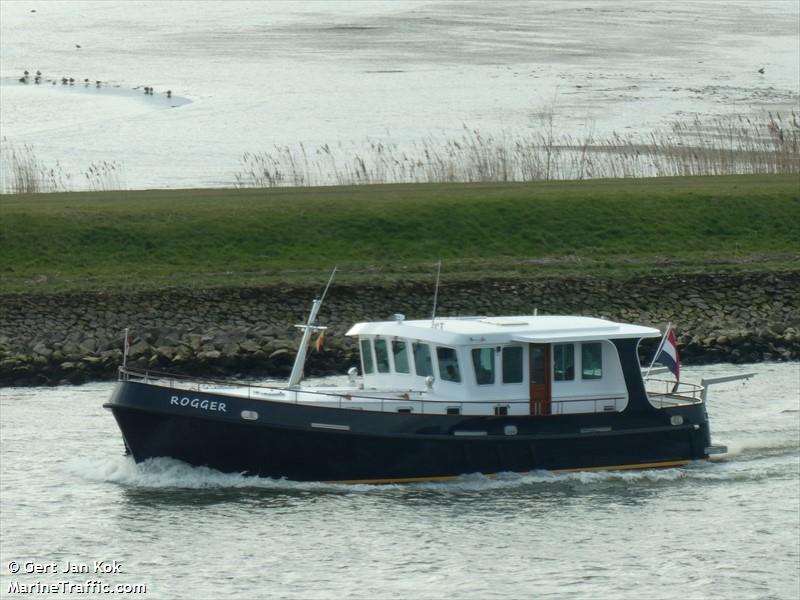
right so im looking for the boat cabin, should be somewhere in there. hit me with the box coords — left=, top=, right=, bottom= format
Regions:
left=346, top=315, right=661, bottom=416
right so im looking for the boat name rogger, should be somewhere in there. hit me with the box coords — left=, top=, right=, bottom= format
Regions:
left=170, top=396, right=227, bottom=412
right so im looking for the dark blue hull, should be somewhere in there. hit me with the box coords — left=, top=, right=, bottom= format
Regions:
left=105, top=379, right=712, bottom=483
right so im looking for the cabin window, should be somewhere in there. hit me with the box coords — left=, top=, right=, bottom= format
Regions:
left=360, top=339, right=375, bottom=374
left=437, top=347, right=461, bottom=383
left=553, top=344, right=575, bottom=381
left=374, top=338, right=390, bottom=373
left=392, top=340, right=410, bottom=374
left=471, top=348, right=495, bottom=385
left=502, top=346, right=523, bottom=383
left=412, top=342, right=434, bottom=377
left=582, top=342, right=603, bottom=379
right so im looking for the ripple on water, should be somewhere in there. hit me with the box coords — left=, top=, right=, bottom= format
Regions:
left=64, top=449, right=796, bottom=495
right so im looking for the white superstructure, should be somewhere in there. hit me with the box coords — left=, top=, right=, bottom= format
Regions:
left=343, top=315, right=661, bottom=415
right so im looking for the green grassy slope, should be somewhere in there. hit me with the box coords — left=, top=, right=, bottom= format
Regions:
left=1, top=174, right=798, bottom=293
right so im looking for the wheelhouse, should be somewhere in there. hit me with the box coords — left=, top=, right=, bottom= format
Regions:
left=346, top=315, right=661, bottom=416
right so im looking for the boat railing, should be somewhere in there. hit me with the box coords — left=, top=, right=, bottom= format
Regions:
left=545, top=396, right=628, bottom=416
left=118, top=366, right=627, bottom=416
left=644, top=377, right=704, bottom=407
left=120, top=366, right=291, bottom=396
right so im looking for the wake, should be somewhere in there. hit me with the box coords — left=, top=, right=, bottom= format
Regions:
left=66, top=450, right=797, bottom=493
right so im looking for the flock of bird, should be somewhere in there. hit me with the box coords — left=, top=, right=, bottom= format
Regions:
left=17, top=70, right=172, bottom=98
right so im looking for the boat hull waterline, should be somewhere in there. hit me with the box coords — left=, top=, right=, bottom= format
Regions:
left=105, top=380, right=712, bottom=483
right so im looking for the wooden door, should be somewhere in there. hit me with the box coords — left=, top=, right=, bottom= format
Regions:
left=529, top=344, right=551, bottom=415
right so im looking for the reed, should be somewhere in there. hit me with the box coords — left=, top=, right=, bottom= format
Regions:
left=83, top=160, right=125, bottom=191
left=0, top=138, right=68, bottom=194
left=3, top=112, right=796, bottom=194
left=0, top=140, right=125, bottom=194
left=234, top=112, right=800, bottom=188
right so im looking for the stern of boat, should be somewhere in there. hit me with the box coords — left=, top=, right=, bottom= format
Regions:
left=644, top=377, right=726, bottom=458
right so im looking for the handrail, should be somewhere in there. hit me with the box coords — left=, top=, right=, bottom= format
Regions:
left=644, top=377, right=704, bottom=407
left=118, top=366, right=627, bottom=414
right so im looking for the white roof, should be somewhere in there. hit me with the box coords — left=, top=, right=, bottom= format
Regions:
left=346, top=315, right=660, bottom=345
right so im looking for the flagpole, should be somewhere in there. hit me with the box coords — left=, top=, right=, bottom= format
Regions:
left=644, top=321, right=671, bottom=379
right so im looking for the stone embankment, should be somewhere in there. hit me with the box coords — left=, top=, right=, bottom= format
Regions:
left=1, top=271, right=798, bottom=387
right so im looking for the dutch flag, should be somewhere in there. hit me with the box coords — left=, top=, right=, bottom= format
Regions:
left=657, top=328, right=681, bottom=382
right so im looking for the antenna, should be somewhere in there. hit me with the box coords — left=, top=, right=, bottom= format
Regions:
left=319, top=266, right=337, bottom=304
left=430, top=259, right=442, bottom=327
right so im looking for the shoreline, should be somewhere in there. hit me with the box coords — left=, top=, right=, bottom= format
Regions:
left=1, top=270, right=797, bottom=387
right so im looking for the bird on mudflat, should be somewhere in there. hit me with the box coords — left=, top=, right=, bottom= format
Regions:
left=758, top=67, right=765, bottom=74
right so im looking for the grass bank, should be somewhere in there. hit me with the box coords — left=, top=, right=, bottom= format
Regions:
left=1, top=174, right=798, bottom=294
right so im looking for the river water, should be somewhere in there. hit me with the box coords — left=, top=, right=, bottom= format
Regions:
left=0, top=362, right=798, bottom=599
left=1, top=0, right=798, bottom=190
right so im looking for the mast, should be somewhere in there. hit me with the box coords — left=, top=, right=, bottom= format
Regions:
left=287, top=267, right=336, bottom=387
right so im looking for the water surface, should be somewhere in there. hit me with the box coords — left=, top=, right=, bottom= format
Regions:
left=1, top=362, right=798, bottom=598
left=1, top=1, right=798, bottom=189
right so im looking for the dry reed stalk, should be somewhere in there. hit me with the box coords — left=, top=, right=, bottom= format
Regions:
left=0, top=138, right=67, bottom=193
